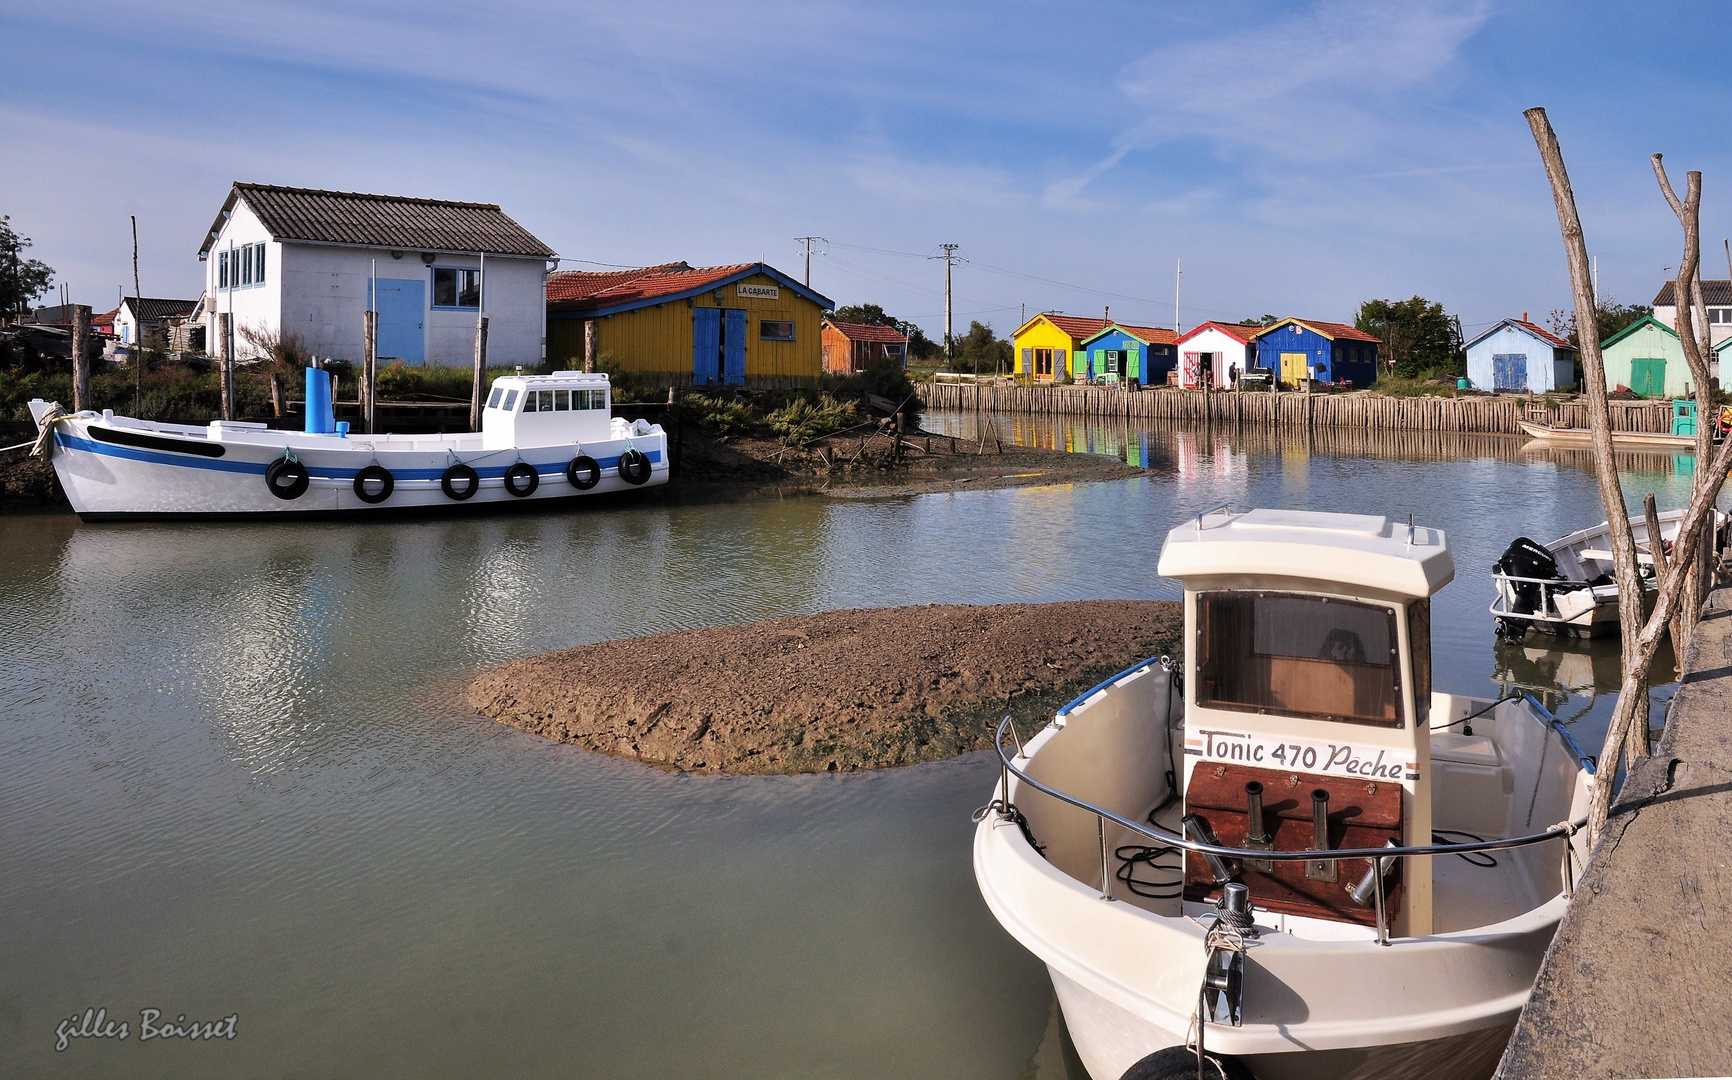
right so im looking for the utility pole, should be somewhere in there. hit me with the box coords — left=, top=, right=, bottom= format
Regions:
left=1174, top=257, right=1182, bottom=336
left=795, top=236, right=826, bottom=286
left=933, top=243, right=961, bottom=362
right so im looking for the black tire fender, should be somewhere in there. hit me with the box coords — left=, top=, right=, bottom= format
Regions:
left=352, top=464, right=394, bottom=504
left=503, top=461, right=540, bottom=497
left=617, top=447, right=652, bottom=486
left=1120, top=1047, right=1254, bottom=1080
left=566, top=454, right=602, bottom=490
left=441, top=463, right=480, bottom=501
left=265, top=457, right=310, bottom=501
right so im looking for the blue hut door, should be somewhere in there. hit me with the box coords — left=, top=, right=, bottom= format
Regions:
left=693, top=307, right=722, bottom=384
left=723, top=309, right=747, bottom=385
left=1493, top=353, right=1527, bottom=391
left=375, top=279, right=425, bottom=364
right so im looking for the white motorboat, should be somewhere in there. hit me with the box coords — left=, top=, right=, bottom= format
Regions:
left=1488, top=509, right=1718, bottom=640
left=974, top=507, right=1593, bottom=1080
left=27, top=369, right=668, bottom=520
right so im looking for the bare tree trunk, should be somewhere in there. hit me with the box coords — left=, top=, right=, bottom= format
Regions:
left=1527, top=107, right=1646, bottom=741
left=270, top=373, right=284, bottom=419
left=71, top=305, right=91, bottom=413
left=217, top=312, right=234, bottom=421
left=1652, top=156, right=1717, bottom=651
left=1527, top=107, right=1693, bottom=843
left=583, top=319, right=597, bottom=374
left=471, top=316, right=489, bottom=432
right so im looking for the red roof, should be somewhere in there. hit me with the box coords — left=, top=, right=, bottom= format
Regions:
left=1509, top=318, right=1572, bottom=350
left=1112, top=322, right=1177, bottom=346
left=1258, top=318, right=1381, bottom=344
left=1175, top=321, right=1263, bottom=346
left=825, top=319, right=907, bottom=344
left=1032, top=313, right=1114, bottom=340
left=547, top=262, right=758, bottom=313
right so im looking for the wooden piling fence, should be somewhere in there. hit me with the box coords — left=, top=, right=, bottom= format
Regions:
left=914, top=383, right=1674, bottom=436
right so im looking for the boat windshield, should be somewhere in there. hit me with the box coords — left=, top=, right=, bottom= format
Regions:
left=1196, top=591, right=1403, bottom=727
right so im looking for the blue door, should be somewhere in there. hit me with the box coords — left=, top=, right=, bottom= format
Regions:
left=376, top=279, right=425, bottom=364
left=723, top=309, right=747, bottom=385
left=693, top=307, right=722, bottom=384
left=1493, top=352, right=1527, bottom=391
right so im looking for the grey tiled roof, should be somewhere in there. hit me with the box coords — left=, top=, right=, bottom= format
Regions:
left=1653, top=280, right=1732, bottom=307
left=122, top=297, right=199, bottom=322
left=200, top=184, right=556, bottom=259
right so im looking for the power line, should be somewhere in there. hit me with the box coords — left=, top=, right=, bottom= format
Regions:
left=794, top=236, right=827, bottom=286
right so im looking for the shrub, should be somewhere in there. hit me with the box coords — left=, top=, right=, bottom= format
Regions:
left=677, top=391, right=760, bottom=438
left=767, top=394, right=858, bottom=444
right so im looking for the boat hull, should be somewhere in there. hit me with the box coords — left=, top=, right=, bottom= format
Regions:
left=1051, top=967, right=1513, bottom=1080
left=37, top=412, right=668, bottom=520
left=1516, top=419, right=1698, bottom=451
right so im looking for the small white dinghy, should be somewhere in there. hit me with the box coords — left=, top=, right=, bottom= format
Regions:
left=974, top=507, right=1593, bottom=1080
left=1488, top=509, right=1720, bottom=640
left=27, top=368, right=668, bottom=520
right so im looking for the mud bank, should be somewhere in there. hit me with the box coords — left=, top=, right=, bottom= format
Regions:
left=468, top=600, right=1182, bottom=774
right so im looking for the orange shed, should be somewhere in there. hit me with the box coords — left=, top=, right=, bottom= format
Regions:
left=821, top=319, right=908, bottom=374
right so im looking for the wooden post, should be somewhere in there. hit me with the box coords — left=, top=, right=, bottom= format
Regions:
left=270, top=373, right=285, bottom=418
left=217, top=312, right=234, bottom=421
left=71, top=305, right=91, bottom=412
left=471, top=316, right=489, bottom=432
left=583, top=319, right=597, bottom=373
left=363, top=309, right=377, bottom=434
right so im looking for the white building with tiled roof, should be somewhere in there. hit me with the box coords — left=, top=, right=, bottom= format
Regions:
left=198, top=183, right=557, bottom=368
left=1651, top=279, right=1732, bottom=349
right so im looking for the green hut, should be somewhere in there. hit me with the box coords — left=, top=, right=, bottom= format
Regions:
left=1599, top=316, right=1694, bottom=398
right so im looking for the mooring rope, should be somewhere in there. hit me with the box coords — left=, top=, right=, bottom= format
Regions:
left=28, top=406, right=70, bottom=459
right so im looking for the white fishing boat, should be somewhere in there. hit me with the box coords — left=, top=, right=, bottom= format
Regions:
left=27, top=369, right=668, bottom=520
left=1488, top=509, right=1717, bottom=640
left=974, top=507, right=1593, bottom=1080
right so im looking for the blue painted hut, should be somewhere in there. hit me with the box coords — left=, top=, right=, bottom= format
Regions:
left=1075, top=322, right=1178, bottom=385
left=1463, top=317, right=1576, bottom=393
left=1251, top=318, right=1381, bottom=387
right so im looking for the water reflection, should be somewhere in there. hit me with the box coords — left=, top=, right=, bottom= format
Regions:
left=1, top=413, right=1719, bottom=1080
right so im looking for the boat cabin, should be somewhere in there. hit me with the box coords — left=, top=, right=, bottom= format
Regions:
left=481, top=372, right=614, bottom=451
left=1157, top=507, right=1454, bottom=936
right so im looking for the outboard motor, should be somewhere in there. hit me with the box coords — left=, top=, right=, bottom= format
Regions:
left=1493, top=537, right=1564, bottom=641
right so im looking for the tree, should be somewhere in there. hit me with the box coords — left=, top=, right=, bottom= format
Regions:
left=0, top=215, right=55, bottom=322
left=1355, top=296, right=1464, bottom=378
left=951, top=320, right=1012, bottom=374
left=1546, top=297, right=1651, bottom=351
left=831, top=302, right=937, bottom=360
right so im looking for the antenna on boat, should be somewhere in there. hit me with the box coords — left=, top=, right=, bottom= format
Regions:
left=1407, top=513, right=1415, bottom=547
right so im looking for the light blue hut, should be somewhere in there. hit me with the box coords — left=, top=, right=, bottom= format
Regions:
left=1464, top=318, right=1576, bottom=393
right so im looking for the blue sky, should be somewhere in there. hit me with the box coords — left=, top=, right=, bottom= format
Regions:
left=4, top=0, right=1729, bottom=342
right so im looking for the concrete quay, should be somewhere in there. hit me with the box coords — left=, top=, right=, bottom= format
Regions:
left=1497, top=586, right=1732, bottom=1078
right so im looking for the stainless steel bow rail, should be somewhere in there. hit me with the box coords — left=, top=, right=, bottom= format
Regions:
left=990, top=696, right=1592, bottom=947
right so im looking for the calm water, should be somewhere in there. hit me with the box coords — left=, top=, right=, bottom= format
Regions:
left=0, top=414, right=1708, bottom=1078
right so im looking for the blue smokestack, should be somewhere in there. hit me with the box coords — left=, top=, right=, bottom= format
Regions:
left=304, top=367, right=335, bottom=434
